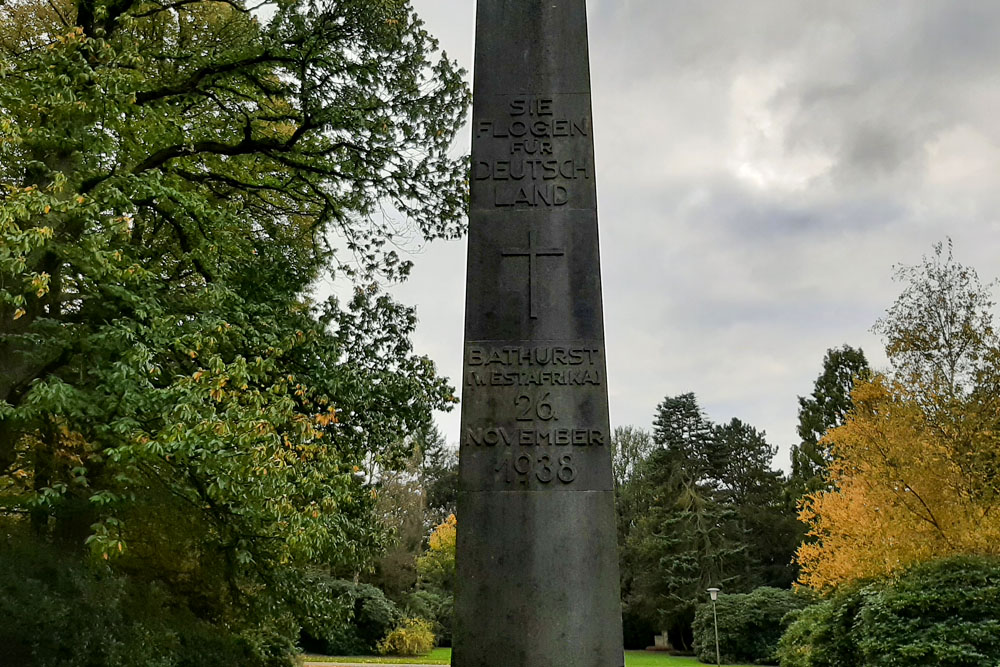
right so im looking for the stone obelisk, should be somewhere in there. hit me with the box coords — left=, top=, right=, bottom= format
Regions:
left=453, top=2, right=624, bottom=665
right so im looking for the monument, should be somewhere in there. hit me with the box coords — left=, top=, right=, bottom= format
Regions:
left=453, top=1, right=624, bottom=665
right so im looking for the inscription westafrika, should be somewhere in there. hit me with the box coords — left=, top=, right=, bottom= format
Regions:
left=454, top=2, right=625, bottom=666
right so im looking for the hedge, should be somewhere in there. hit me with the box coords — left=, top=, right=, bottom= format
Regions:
left=777, top=556, right=1000, bottom=667
left=692, top=587, right=812, bottom=665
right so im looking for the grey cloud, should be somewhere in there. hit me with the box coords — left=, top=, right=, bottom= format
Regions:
left=395, top=0, right=1000, bottom=464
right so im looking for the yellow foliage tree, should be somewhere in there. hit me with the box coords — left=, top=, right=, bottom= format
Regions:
left=797, top=376, right=1000, bottom=590
left=416, top=514, right=456, bottom=590
left=798, top=243, right=1000, bottom=590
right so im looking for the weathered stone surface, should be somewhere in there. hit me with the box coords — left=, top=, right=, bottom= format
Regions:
left=454, top=2, right=624, bottom=665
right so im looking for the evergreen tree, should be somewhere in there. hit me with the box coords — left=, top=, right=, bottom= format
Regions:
left=713, top=418, right=799, bottom=588
left=619, top=395, right=799, bottom=648
left=620, top=448, right=745, bottom=650
left=790, top=345, right=870, bottom=494
left=652, top=393, right=715, bottom=478
left=416, top=423, right=458, bottom=532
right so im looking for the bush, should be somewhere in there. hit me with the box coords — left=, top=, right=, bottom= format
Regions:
left=775, top=587, right=866, bottom=667
left=692, top=587, right=811, bottom=665
left=406, top=589, right=453, bottom=647
left=857, top=556, right=1000, bottom=667
left=0, top=538, right=291, bottom=667
left=298, top=578, right=403, bottom=656
left=778, top=556, right=1000, bottom=667
left=377, top=617, right=435, bottom=656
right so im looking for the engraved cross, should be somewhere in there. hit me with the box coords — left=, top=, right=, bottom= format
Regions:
left=502, top=229, right=565, bottom=319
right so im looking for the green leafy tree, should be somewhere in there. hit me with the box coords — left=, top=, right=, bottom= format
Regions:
left=874, top=239, right=998, bottom=411
left=610, top=424, right=653, bottom=491
left=0, top=0, right=468, bottom=662
left=369, top=423, right=456, bottom=599
left=790, top=345, right=870, bottom=494
left=371, top=454, right=427, bottom=600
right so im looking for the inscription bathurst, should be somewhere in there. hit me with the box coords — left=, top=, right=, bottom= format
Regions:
left=465, top=345, right=603, bottom=387
left=467, top=345, right=600, bottom=366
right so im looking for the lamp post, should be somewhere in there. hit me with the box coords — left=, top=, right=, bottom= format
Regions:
left=707, top=587, right=721, bottom=667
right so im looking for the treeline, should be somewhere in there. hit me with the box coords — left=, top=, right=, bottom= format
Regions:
left=617, top=240, right=1000, bottom=665
left=609, top=338, right=869, bottom=650
left=611, top=359, right=861, bottom=651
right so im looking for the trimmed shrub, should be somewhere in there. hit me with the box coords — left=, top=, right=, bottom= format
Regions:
left=778, top=556, right=1000, bottom=667
left=776, top=587, right=867, bottom=667
left=857, top=556, right=1000, bottom=667
left=299, top=579, right=403, bottom=655
left=300, top=577, right=403, bottom=655
left=693, top=587, right=811, bottom=665
left=377, top=617, right=435, bottom=656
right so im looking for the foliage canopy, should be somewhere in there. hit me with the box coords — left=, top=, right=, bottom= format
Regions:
left=0, top=0, right=468, bottom=661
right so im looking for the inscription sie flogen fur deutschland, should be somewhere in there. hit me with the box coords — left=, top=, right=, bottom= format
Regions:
left=475, top=96, right=591, bottom=208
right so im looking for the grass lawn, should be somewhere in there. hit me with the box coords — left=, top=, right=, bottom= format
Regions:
left=304, top=648, right=760, bottom=666
left=303, top=648, right=452, bottom=664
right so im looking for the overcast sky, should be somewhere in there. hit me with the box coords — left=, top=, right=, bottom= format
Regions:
left=387, top=0, right=1000, bottom=468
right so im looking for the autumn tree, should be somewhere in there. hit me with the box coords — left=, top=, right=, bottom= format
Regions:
left=798, top=243, right=1000, bottom=590
left=0, top=0, right=468, bottom=662
left=412, top=513, right=456, bottom=645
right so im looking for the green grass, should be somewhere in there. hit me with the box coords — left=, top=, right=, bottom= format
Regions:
left=303, top=647, right=452, bottom=664
left=303, top=648, right=759, bottom=666
left=623, top=652, right=757, bottom=666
